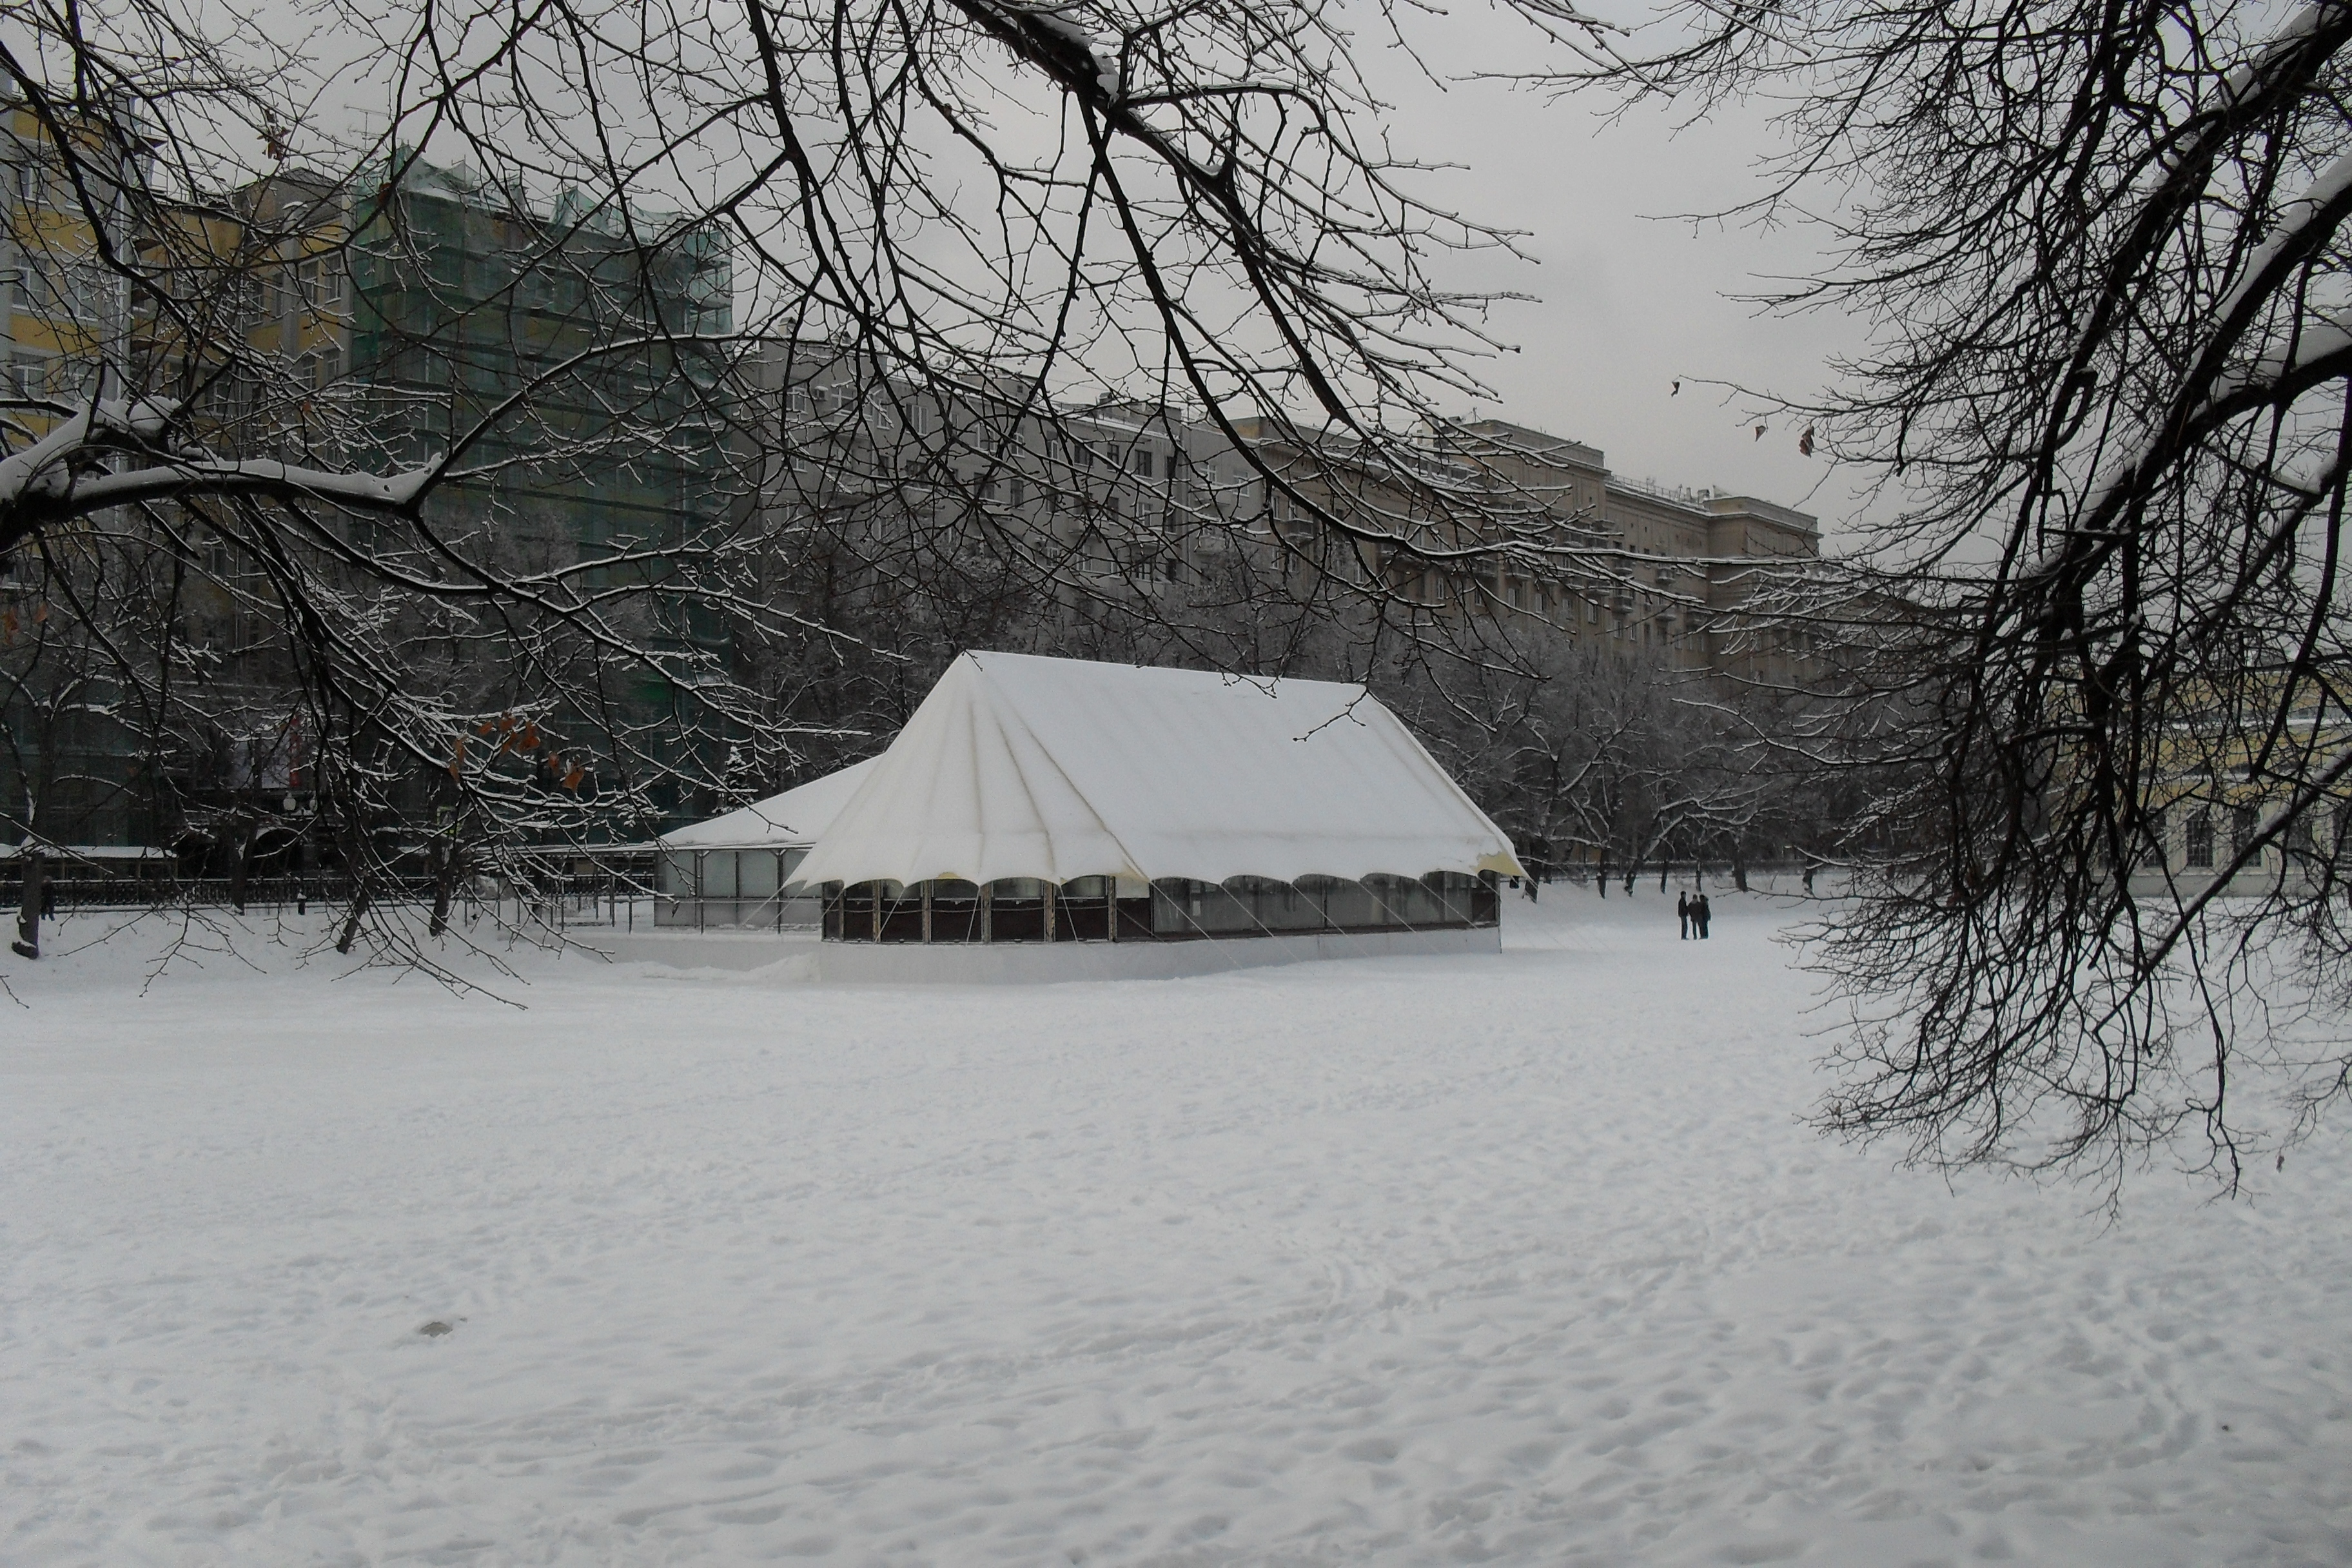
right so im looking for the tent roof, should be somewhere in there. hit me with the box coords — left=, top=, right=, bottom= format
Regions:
left=792, top=651, right=1523, bottom=889
left=660, top=756, right=883, bottom=850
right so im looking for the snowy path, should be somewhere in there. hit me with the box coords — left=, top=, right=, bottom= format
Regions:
left=2, top=892, right=2347, bottom=1565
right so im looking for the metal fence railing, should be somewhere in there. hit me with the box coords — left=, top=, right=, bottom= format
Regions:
left=1, top=870, right=654, bottom=930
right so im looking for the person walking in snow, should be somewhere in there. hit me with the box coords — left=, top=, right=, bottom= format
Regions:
left=1676, top=890, right=1690, bottom=939
left=1694, top=892, right=1712, bottom=939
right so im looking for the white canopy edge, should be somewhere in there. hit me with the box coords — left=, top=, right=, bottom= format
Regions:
left=660, top=756, right=883, bottom=850
left=792, top=651, right=1524, bottom=890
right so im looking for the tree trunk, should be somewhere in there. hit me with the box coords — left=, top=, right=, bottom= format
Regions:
left=335, top=881, right=371, bottom=954
left=427, top=840, right=460, bottom=938
left=227, top=823, right=255, bottom=914
left=12, top=848, right=45, bottom=959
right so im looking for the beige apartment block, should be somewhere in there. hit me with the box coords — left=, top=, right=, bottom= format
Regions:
left=749, top=344, right=1823, bottom=689
left=1456, top=419, right=1820, bottom=682
left=1, top=102, right=135, bottom=420
left=1226, top=412, right=1822, bottom=685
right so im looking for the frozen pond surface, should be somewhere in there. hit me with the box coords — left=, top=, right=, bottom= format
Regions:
left=3, top=891, right=2347, bottom=1565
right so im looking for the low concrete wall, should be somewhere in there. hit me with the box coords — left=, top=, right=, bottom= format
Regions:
left=583, top=925, right=1498, bottom=984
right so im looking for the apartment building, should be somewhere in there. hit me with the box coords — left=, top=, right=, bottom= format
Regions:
left=753, top=346, right=1821, bottom=689
left=4, top=124, right=747, bottom=849
left=0, top=101, right=138, bottom=417
left=1218, top=413, right=1820, bottom=683
left=753, top=348, right=1242, bottom=603
left=1455, top=419, right=1820, bottom=683
left=0, top=102, right=155, bottom=849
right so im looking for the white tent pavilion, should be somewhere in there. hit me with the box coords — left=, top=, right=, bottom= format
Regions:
left=794, top=651, right=1524, bottom=954
left=652, top=756, right=879, bottom=930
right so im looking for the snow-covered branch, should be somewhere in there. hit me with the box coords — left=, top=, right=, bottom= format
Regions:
left=0, top=395, right=438, bottom=554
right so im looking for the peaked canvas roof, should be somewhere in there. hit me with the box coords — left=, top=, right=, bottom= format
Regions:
left=792, top=651, right=1523, bottom=888
left=661, top=756, right=883, bottom=850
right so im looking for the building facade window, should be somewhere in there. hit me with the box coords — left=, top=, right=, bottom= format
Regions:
left=6, top=351, right=46, bottom=398
left=2186, top=808, right=2215, bottom=869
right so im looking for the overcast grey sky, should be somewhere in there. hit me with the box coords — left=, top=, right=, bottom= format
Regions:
left=1362, top=10, right=1877, bottom=536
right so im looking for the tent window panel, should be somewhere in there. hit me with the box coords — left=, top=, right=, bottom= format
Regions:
left=985, top=881, right=1046, bottom=942
left=879, top=884, right=926, bottom=941
left=1319, top=880, right=1381, bottom=928
left=832, top=881, right=901, bottom=941
left=1377, top=877, right=1444, bottom=926
left=701, top=851, right=739, bottom=898
left=926, top=880, right=981, bottom=943
left=1426, top=872, right=1484, bottom=923
left=1188, top=883, right=1256, bottom=934
left=1424, top=872, right=1459, bottom=921
left=781, top=847, right=809, bottom=887
left=1238, top=877, right=1320, bottom=932
left=1150, top=879, right=1193, bottom=935
left=657, top=852, right=691, bottom=896
left=739, top=852, right=780, bottom=899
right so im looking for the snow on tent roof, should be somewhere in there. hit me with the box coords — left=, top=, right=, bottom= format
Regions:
left=792, top=651, right=1524, bottom=888
left=660, top=756, right=883, bottom=850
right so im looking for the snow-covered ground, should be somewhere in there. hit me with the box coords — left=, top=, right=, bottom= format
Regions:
left=3, top=891, right=2347, bottom=1567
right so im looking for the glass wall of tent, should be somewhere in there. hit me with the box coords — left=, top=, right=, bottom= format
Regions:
left=654, top=847, right=821, bottom=929
left=821, top=872, right=1500, bottom=943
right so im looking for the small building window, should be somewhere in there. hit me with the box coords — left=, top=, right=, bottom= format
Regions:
left=2185, top=809, right=2215, bottom=869
left=6, top=351, right=46, bottom=398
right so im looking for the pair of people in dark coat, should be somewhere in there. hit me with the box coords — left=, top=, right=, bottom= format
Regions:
left=1676, top=890, right=1712, bottom=939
